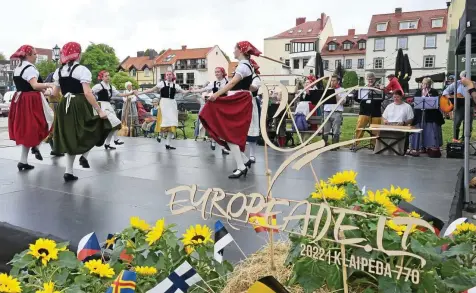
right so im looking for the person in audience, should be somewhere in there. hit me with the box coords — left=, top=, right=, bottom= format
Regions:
left=381, top=74, right=403, bottom=94
left=323, top=75, right=346, bottom=146
left=408, top=78, right=444, bottom=157
left=121, top=81, right=139, bottom=132
left=142, top=98, right=161, bottom=137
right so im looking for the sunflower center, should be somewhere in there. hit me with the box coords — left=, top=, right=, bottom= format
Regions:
left=191, top=235, right=205, bottom=242
left=38, top=248, right=49, bottom=256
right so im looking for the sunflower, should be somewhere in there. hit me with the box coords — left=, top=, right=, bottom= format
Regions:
left=0, top=273, right=21, bottom=293
left=135, top=266, right=158, bottom=276
left=182, top=224, right=213, bottom=247
left=130, top=216, right=151, bottom=231
left=184, top=246, right=194, bottom=255
left=363, top=190, right=398, bottom=215
left=381, top=185, right=414, bottom=204
left=453, top=222, right=476, bottom=235
left=315, top=180, right=328, bottom=191
left=146, top=219, right=165, bottom=246
left=409, top=211, right=421, bottom=218
left=328, top=170, right=357, bottom=186
left=36, top=282, right=60, bottom=293
left=84, top=259, right=115, bottom=278
left=386, top=220, right=417, bottom=236
left=311, top=185, right=346, bottom=201
left=28, top=238, right=60, bottom=266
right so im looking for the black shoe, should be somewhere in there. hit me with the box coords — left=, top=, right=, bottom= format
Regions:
left=166, top=145, right=176, bottom=150
left=105, top=144, right=116, bottom=150
left=63, top=173, right=78, bottom=182
left=31, top=147, right=43, bottom=161
left=228, top=168, right=248, bottom=179
left=114, top=140, right=124, bottom=145
left=244, top=160, right=253, bottom=169
left=210, top=142, right=216, bottom=151
left=79, top=156, right=90, bottom=168
left=222, top=149, right=230, bottom=155
left=157, top=137, right=161, bottom=143
left=17, top=162, right=34, bottom=171
left=50, top=151, right=64, bottom=157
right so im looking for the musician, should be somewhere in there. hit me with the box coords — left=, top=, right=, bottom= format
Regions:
left=462, top=77, right=476, bottom=103
left=323, top=75, right=346, bottom=146
left=442, top=71, right=473, bottom=142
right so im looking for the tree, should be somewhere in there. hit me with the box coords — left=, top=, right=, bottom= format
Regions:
left=111, top=72, right=139, bottom=90
left=158, top=49, right=166, bottom=56
left=36, top=60, right=57, bottom=79
left=80, top=43, right=119, bottom=84
left=0, top=53, right=5, bottom=61
left=343, top=71, right=359, bottom=88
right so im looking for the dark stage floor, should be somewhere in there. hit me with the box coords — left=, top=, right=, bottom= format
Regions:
left=0, top=137, right=464, bottom=262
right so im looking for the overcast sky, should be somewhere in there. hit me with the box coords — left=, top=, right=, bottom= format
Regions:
left=1, top=0, right=448, bottom=62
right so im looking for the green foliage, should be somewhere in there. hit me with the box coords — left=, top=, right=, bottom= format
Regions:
left=223, top=51, right=231, bottom=62
left=80, top=43, right=119, bottom=84
left=36, top=60, right=57, bottom=79
left=0, top=52, right=6, bottom=60
left=111, top=72, right=139, bottom=90
left=343, top=71, right=359, bottom=88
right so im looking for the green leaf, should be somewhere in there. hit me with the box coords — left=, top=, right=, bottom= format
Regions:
left=443, top=275, right=476, bottom=291
left=326, top=264, right=343, bottom=290
left=362, top=288, right=377, bottom=293
left=378, top=276, right=412, bottom=293
left=53, top=269, right=70, bottom=286
left=156, top=256, right=167, bottom=270
left=441, top=259, right=462, bottom=278
left=294, top=258, right=326, bottom=292
left=417, top=271, right=437, bottom=293
left=442, top=242, right=473, bottom=257
left=285, top=242, right=303, bottom=266
left=410, top=239, right=442, bottom=269
left=10, top=253, right=35, bottom=269
left=56, top=251, right=80, bottom=269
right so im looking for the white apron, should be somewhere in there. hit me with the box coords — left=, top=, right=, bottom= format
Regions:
left=160, top=98, right=178, bottom=127
left=99, top=101, right=121, bottom=128
left=248, top=95, right=260, bottom=137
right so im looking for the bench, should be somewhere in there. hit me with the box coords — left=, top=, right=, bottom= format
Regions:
left=175, top=112, right=188, bottom=139
left=285, top=116, right=324, bottom=146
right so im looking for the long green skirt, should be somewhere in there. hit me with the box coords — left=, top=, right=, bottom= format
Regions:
left=53, top=94, right=113, bottom=155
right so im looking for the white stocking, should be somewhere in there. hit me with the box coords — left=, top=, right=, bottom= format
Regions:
left=241, top=152, right=249, bottom=163
left=65, top=154, right=75, bottom=174
left=229, top=143, right=246, bottom=170
left=166, top=132, right=173, bottom=146
left=249, top=141, right=257, bottom=158
left=20, top=145, right=29, bottom=164
left=105, top=131, right=114, bottom=145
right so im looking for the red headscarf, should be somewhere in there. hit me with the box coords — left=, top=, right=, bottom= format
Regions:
left=60, top=42, right=82, bottom=64
left=98, top=70, right=107, bottom=81
left=215, top=67, right=227, bottom=78
left=249, top=59, right=260, bottom=74
left=10, top=45, right=34, bottom=59
left=237, top=41, right=262, bottom=57
left=307, top=75, right=317, bottom=83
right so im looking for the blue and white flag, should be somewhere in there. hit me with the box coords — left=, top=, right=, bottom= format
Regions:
left=214, top=220, right=233, bottom=263
left=146, top=261, right=202, bottom=293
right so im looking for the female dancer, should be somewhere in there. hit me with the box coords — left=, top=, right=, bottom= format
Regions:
left=51, top=42, right=112, bottom=181
left=199, top=41, right=261, bottom=179
left=245, top=59, right=262, bottom=164
left=191, top=67, right=230, bottom=154
left=142, top=71, right=189, bottom=150
left=9, top=45, right=54, bottom=171
left=92, top=71, right=136, bottom=149
left=121, top=81, right=139, bottom=131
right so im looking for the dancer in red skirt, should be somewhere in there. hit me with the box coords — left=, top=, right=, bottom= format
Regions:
left=199, top=41, right=261, bottom=179
left=9, top=45, right=54, bottom=171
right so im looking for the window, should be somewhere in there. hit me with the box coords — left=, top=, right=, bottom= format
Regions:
left=358, top=41, right=366, bottom=50
left=285, top=59, right=290, bottom=66
left=292, top=42, right=315, bottom=53
left=160, top=74, right=165, bottom=81
left=374, top=58, right=384, bottom=69
left=175, top=73, right=184, bottom=84
left=285, top=43, right=291, bottom=52
left=424, top=56, right=435, bottom=68
left=335, top=60, right=342, bottom=69
left=307, top=29, right=313, bottom=33
left=130, top=69, right=136, bottom=77
left=376, top=22, right=387, bottom=31
left=323, top=60, right=329, bottom=70
left=358, top=59, right=365, bottom=69
left=328, top=43, right=337, bottom=51
left=304, top=43, right=310, bottom=51
left=345, top=59, right=352, bottom=69
left=303, top=58, right=309, bottom=67
left=432, top=18, right=443, bottom=28
left=186, top=73, right=194, bottom=85
left=343, top=42, right=352, bottom=50
left=164, top=54, right=175, bottom=62
left=298, top=29, right=302, bottom=33
left=374, top=38, right=385, bottom=51
left=144, top=68, right=150, bottom=77
left=399, top=20, right=418, bottom=30
left=289, top=30, right=293, bottom=34
left=425, top=35, right=437, bottom=48
left=397, top=37, right=408, bottom=49
left=293, top=59, right=300, bottom=69
left=310, top=43, right=315, bottom=51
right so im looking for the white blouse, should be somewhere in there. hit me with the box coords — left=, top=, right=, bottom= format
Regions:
left=123, top=90, right=137, bottom=102
left=14, top=61, right=39, bottom=81
left=91, top=81, right=120, bottom=97
left=234, top=60, right=253, bottom=79
left=156, top=81, right=183, bottom=91
left=203, top=79, right=228, bottom=92
left=53, top=62, right=92, bottom=86
left=251, top=75, right=261, bottom=90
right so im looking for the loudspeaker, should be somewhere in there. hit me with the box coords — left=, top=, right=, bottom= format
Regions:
left=447, top=142, right=464, bottom=159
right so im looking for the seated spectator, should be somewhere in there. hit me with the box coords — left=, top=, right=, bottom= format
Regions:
left=381, top=74, right=403, bottom=94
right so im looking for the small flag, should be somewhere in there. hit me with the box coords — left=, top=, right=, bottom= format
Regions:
left=146, top=261, right=202, bottom=293
left=248, top=213, right=278, bottom=233
left=103, top=233, right=116, bottom=250
left=214, top=220, right=233, bottom=263
left=463, top=286, right=476, bottom=293
left=443, top=217, right=468, bottom=237
left=248, top=276, right=290, bottom=293
left=105, top=270, right=137, bottom=293
left=77, top=232, right=101, bottom=261
left=361, top=186, right=366, bottom=195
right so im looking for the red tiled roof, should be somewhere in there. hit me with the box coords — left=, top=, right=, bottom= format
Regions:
left=367, top=8, right=448, bottom=37
left=155, top=47, right=213, bottom=65
left=119, top=56, right=155, bottom=71
left=321, top=34, right=368, bottom=56
left=290, top=37, right=318, bottom=42
left=228, top=61, right=238, bottom=77
left=266, top=18, right=327, bottom=40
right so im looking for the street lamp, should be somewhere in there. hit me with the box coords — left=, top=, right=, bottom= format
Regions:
left=52, top=45, right=60, bottom=65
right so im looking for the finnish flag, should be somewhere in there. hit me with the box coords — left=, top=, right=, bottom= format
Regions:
left=214, top=220, right=233, bottom=263
left=146, top=261, right=202, bottom=293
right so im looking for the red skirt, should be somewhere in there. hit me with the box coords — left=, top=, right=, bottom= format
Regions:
left=9, top=92, right=50, bottom=147
left=199, top=91, right=252, bottom=152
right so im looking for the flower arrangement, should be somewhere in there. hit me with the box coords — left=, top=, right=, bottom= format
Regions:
left=6, top=218, right=233, bottom=293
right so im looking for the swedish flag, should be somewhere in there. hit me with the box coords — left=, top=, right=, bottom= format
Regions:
left=106, top=270, right=136, bottom=293
left=248, top=276, right=289, bottom=293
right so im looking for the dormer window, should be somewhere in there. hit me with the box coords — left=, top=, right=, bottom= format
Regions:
left=399, top=20, right=418, bottom=30
left=343, top=42, right=352, bottom=50
left=298, top=29, right=302, bottom=33
left=358, top=41, right=366, bottom=50
left=376, top=22, right=388, bottom=32
left=432, top=18, right=443, bottom=28
left=289, top=30, right=294, bottom=33
left=164, top=54, right=175, bottom=62
left=328, top=43, right=337, bottom=51
left=307, top=29, right=313, bottom=33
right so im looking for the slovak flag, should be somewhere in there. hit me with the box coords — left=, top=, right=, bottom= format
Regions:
left=77, top=232, right=101, bottom=261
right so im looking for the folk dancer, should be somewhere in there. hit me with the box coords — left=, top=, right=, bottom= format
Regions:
left=51, top=42, right=112, bottom=181
left=142, top=71, right=189, bottom=150
left=199, top=41, right=261, bottom=179
left=91, top=70, right=135, bottom=149
left=246, top=59, right=262, bottom=164
left=9, top=45, right=54, bottom=171
left=121, top=81, right=139, bottom=132
left=323, top=75, right=346, bottom=146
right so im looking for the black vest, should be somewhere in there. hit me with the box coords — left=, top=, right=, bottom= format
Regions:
left=58, top=64, right=84, bottom=95
left=251, top=75, right=260, bottom=97
left=160, top=81, right=176, bottom=99
left=231, top=62, right=253, bottom=91
left=97, top=82, right=113, bottom=102
left=212, top=79, right=228, bottom=97
left=13, top=65, right=43, bottom=92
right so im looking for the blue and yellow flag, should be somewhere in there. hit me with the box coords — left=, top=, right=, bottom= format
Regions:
left=106, top=270, right=136, bottom=293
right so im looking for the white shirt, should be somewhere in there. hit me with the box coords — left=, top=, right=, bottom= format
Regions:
left=13, top=61, right=39, bottom=81
left=156, top=80, right=183, bottom=91
left=382, top=102, right=414, bottom=123
left=92, top=81, right=120, bottom=97
left=202, top=79, right=228, bottom=92
left=53, top=62, right=92, bottom=86
left=324, top=87, right=346, bottom=112
left=234, top=60, right=253, bottom=79
left=123, top=90, right=137, bottom=102
left=251, top=74, right=261, bottom=90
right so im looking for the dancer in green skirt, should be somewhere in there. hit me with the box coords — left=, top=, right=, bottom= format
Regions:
left=51, top=42, right=112, bottom=182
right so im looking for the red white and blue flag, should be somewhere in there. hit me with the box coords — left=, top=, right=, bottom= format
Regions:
left=77, top=232, right=101, bottom=261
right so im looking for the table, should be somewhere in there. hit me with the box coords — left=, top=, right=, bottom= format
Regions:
left=357, top=124, right=422, bottom=156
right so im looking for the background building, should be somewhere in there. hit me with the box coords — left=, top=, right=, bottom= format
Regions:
left=118, top=50, right=157, bottom=87
left=10, top=48, right=52, bottom=68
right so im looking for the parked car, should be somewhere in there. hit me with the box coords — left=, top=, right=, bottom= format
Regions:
left=3, top=91, right=15, bottom=106
left=175, top=93, right=201, bottom=113
left=0, top=102, right=9, bottom=117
